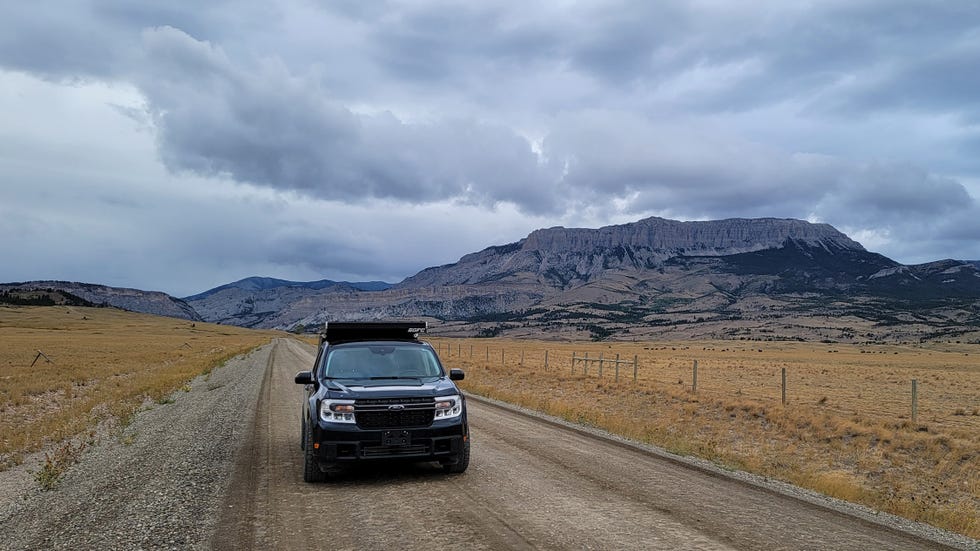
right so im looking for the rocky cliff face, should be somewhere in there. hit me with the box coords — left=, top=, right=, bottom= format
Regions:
left=400, top=217, right=865, bottom=290
left=522, top=217, right=862, bottom=253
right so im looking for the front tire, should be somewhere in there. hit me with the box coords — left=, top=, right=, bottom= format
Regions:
left=303, top=421, right=327, bottom=483
left=443, top=438, right=470, bottom=474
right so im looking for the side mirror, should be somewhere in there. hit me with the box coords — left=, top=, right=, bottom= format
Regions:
left=294, top=371, right=314, bottom=385
left=449, top=368, right=465, bottom=381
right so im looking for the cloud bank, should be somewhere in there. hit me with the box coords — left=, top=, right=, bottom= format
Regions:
left=2, top=1, right=980, bottom=295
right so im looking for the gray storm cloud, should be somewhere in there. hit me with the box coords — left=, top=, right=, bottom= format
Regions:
left=3, top=0, right=980, bottom=296
left=137, top=27, right=557, bottom=212
left=133, top=26, right=980, bottom=233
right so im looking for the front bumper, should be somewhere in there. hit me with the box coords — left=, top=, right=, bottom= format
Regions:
left=311, top=419, right=467, bottom=464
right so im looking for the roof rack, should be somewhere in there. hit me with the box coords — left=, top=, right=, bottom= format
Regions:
left=319, top=321, right=428, bottom=345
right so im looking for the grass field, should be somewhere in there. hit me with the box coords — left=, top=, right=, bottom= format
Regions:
left=0, top=306, right=280, bottom=470
left=433, top=337, right=980, bottom=538
left=3, top=308, right=975, bottom=537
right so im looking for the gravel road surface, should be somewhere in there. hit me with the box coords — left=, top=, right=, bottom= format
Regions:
left=1, top=338, right=975, bottom=550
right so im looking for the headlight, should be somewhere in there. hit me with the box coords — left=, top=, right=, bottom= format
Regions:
left=319, top=399, right=356, bottom=423
left=433, top=394, right=463, bottom=419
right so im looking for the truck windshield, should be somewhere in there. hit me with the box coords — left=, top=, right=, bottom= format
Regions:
left=324, top=345, right=442, bottom=380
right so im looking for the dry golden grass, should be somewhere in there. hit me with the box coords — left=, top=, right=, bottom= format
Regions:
left=433, top=337, right=980, bottom=538
left=0, top=306, right=280, bottom=470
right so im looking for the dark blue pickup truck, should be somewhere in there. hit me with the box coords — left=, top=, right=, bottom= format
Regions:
left=294, top=321, right=469, bottom=482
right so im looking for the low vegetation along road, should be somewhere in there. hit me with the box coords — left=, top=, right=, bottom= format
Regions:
left=0, top=339, right=971, bottom=550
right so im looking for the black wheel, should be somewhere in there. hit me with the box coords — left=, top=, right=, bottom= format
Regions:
left=300, top=417, right=306, bottom=450
left=303, top=421, right=327, bottom=483
left=443, top=438, right=470, bottom=474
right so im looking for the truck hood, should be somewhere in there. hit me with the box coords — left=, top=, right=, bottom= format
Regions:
left=323, top=378, right=459, bottom=399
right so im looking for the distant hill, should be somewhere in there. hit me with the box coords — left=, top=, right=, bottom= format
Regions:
left=183, top=217, right=980, bottom=342
left=183, top=276, right=392, bottom=301
left=183, top=277, right=394, bottom=328
left=0, top=287, right=97, bottom=307
left=0, top=281, right=202, bottom=321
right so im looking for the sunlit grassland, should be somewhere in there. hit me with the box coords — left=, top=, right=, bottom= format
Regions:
left=0, top=306, right=280, bottom=470
left=433, top=337, right=980, bottom=538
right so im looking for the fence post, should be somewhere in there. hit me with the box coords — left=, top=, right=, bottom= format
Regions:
left=781, top=368, right=787, bottom=405
left=692, top=360, right=698, bottom=393
left=486, top=346, right=489, bottom=361
left=545, top=350, right=549, bottom=370
left=615, top=353, right=620, bottom=382
left=912, top=379, right=918, bottom=423
left=521, top=349, right=525, bottom=367
left=501, top=349, right=505, bottom=366
left=470, top=345, right=473, bottom=358
left=633, top=355, right=638, bottom=382
left=598, top=353, right=604, bottom=378
left=458, top=343, right=461, bottom=356
left=571, top=352, right=576, bottom=374
left=31, top=350, right=54, bottom=367
left=584, top=352, right=589, bottom=376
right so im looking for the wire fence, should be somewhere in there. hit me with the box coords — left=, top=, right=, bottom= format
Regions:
left=431, top=340, right=980, bottom=433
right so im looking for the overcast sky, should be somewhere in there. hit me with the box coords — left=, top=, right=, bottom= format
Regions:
left=3, top=1, right=980, bottom=297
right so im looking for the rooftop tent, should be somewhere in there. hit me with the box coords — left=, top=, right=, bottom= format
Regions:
left=320, top=321, right=427, bottom=344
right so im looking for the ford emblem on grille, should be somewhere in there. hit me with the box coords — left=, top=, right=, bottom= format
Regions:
left=388, top=404, right=405, bottom=411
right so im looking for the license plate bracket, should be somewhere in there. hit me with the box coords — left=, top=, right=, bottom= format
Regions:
left=382, top=430, right=411, bottom=447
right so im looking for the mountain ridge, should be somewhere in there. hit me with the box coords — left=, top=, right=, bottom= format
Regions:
left=520, top=216, right=863, bottom=253
left=183, top=216, right=980, bottom=342
left=400, top=217, right=864, bottom=291
left=6, top=217, right=979, bottom=342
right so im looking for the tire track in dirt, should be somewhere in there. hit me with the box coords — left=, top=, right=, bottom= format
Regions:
left=464, top=398, right=964, bottom=550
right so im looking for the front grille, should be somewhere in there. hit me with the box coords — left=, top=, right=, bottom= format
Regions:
left=356, top=409, right=434, bottom=428
left=361, top=444, right=430, bottom=457
left=355, top=397, right=435, bottom=429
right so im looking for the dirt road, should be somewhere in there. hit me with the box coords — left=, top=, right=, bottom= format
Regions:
left=212, top=339, right=967, bottom=550
left=0, top=339, right=971, bottom=550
